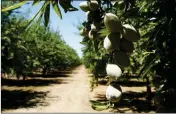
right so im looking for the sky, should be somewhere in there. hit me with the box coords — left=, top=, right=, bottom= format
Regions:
left=16, top=1, right=86, bottom=57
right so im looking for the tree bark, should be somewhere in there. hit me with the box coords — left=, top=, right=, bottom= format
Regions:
left=146, top=77, right=152, bottom=108
left=42, top=66, right=47, bottom=76
left=42, top=64, right=49, bottom=76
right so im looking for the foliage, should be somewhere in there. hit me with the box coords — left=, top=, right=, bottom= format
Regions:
left=78, top=0, right=176, bottom=110
left=110, top=0, right=176, bottom=93
left=2, top=0, right=78, bottom=28
left=1, top=16, right=81, bottom=79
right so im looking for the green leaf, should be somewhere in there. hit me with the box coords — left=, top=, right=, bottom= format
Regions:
left=98, top=28, right=110, bottom=37
left=18, top=45, right=27, bottom=51
left=19, top=1, right=48, bottom=32
left=2, top=1, right=26, bottom=12
left=67, top=7, right=79, bottom=12
left=139, top=54, right=159, bottom=78
left=52, top=1, right=62, bottom=19
left=33, top=60, right=40, bottom=66
left=93, top=40, right=99, bottom=53
left=59, top=1, right=78, bottom=13
left=37, top=9, right=44, bottom=25
left=48, top=51, right=57, bottom=55
left=44, top=3, right=50, bottom=27
left=32, top=0, right=41, bottom=6
left=43, top=59, right=50, bottom=63
left=90, top=100, right=108, bottom=111
left=37, top=1, right=50, bottom=25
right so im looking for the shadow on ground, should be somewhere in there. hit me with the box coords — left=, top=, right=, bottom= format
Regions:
left=91, top=75, right=157, bottom=113
left=98, top=79, right=147, bottom=87
left=112, top=91, right=156, bottom=113
left=1, top=71, right=72, bottom=112
left=47, top=71, right=79, bottom=75
left=116, top=80, right=148, bottom=87
left=1, top=89, right=50, bottom=111
left=98, top=79, right=108, bottom=85
left=90, top=91, right=156, bottom=113
left=29, top=74, right=71, bottom=78
left=94, top=94, right=107, bottom=100
left=1, top=78, right=68, bottom=87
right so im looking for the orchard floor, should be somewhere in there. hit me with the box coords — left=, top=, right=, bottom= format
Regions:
left=1, top=65, right=156, bottom=113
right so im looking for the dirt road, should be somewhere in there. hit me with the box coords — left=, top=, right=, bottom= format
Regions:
left=2, top=65, right=99, bottom=113
left=2, top=65, right=156, bottom=113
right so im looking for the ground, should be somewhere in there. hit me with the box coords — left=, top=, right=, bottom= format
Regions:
left=1, top=65, right=156, bottom=113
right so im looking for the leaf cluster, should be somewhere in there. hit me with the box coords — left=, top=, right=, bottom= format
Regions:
left=1, top=15, right=81, bottom=77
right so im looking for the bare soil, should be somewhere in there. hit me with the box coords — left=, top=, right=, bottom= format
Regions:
left=2, top=65, right=99, bottom=113
left=1, top=65, right=156, bottom=113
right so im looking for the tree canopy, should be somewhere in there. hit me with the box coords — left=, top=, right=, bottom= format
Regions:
left=1, top=3, right=81, bottom=79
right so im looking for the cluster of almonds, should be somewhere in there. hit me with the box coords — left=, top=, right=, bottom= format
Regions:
left=79, top=0, right=103, bottom=40
left=79, top=0, right=140, bottom=103
left=104, top=13, right=140, bottom=103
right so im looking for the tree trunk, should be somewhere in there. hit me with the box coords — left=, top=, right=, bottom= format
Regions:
left=94, top=70, right=98, bottom=86
left=22, top=75, right=26, bottom=81
left=16, top=73, right=20, bottom=80
left=42, top=64, right=49, bottom=76
left=146, top=77, right=152, bottom=108
left=42, top=67, right=47, bottom=76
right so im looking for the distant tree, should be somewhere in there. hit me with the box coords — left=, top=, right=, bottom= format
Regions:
left=1, top=17, right=81, bottom=80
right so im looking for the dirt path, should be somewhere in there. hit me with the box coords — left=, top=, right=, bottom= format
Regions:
left=2, top=65, right=156, bottom=113
left=2, top=65, right=99, bottom=113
